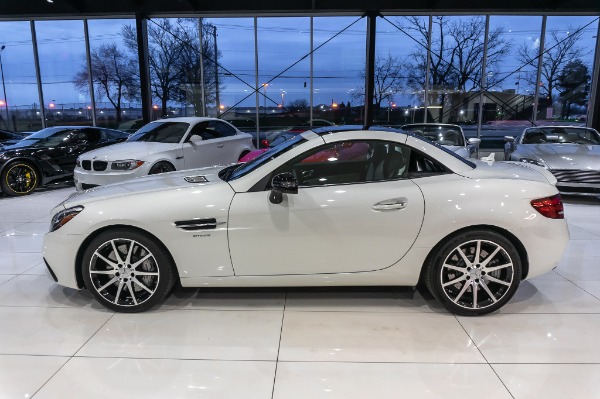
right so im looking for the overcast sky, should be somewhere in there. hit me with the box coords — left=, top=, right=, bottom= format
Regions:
left=0, top=15, right=597, bottom=110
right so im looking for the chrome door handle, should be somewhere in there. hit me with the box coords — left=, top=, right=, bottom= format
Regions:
left=216, top=143, right=224, bottom=148
left=372, top=197, right=408, bottom=211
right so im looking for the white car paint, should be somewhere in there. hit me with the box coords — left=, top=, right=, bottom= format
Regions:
left=44, top=128, right=569, bottom=314
left=73, top=117, right=254, bottom=190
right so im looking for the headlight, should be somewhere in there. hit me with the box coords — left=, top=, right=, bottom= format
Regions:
left=50, top=206, right=84, bottom=232
left=519, top=158, right=547, bottom=169
left=111, top=160, right=144, bottom=170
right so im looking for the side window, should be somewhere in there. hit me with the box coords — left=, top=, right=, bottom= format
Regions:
left=79, top=129, right=101, bottom=143
left=407, top=150, right=448, bottom=178
left=189, top=122, right=217, bottom=141
left=276, top=140, right=409, bottom=187
left=211, top=121, right=236, bottom=137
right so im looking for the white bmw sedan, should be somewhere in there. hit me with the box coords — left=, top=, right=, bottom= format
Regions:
left=73, top=117, right=254, bottom=190
left=44, top=127, right=569, bottom=316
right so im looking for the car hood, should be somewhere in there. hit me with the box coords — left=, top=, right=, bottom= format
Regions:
left=520, top=144, right=600, bottom=169
left=62, top=165, right=228, bottom=207
left=460, top=160, right=557, bottom=185
left=79, top=141, right=181, bottom=161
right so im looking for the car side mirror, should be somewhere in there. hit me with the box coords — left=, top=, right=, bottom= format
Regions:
left=269, top=172, right=298, bottom=204
left=467, top=138, right=481, bottom=145
left=504, top=136, right=515, bottom=143
left=189, top=135, right=203, bottom=145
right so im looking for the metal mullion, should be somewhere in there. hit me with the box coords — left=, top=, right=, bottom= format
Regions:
left=254, top=17, right=260, bottom=144
left=476, top=15, right=490, bottom=139
left=83, top=19, right=97, bottom=126
left=30, top=21, right=45, bottom=129
left=586, top=20, right=600, bottom=130
left=424, top=15, right=432, bottom=123
left=532, top=16, right=547, bottom=125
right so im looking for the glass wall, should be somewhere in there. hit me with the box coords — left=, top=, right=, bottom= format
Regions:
left=0, top=14, right=597, bottom=138
left=87, top=18, right=140, bottom=129
left=542, top=16, right=598, bottom=123
left=257, top=17, right=311, bottom=130
left=377, top=16, right=429, bottom=126
left=313, top=17, right=366, bottom=125
left=0, top=21, right=42, bottom=132
left=35, top=20, right=89, bottom=128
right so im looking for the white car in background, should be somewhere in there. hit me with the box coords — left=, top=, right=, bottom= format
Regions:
left=45, top=127, right=568, bottom=316
left=401, top=123, right=480, bottom=158
left=74, top=117, right=254, bottom=190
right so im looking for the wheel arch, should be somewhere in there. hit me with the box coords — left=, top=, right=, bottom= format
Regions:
left=149, top=159, right=176, bottom=172
left=74, top=224, right=180, bottom=289
left=418, top=224, right=529, bottom=286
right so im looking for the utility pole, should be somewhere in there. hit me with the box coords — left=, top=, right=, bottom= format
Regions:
left=213, top=26, right=220, bottom=117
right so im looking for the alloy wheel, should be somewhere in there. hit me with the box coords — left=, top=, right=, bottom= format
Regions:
left=439, top=239, right=515, bottom=311
left=89, top=238, right=160, bottom=307
left=5, top=163, right=37, bottom=194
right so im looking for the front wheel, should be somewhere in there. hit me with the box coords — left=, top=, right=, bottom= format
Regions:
left=81, top=228, right=176, bottom=312
left=425, top=230, right=522, bottom=316
left=149, top=162, right=175, bottom=175
left=1, top=161, right=39, bottom=196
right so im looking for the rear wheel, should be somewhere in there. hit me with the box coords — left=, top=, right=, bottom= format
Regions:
left=81, top=228, right=176, bottom=312
left=149, top=162, right=175, bottom=175
left=1, top=161, right=39, bottom=196
left=425, top=230, right=521, bottom=316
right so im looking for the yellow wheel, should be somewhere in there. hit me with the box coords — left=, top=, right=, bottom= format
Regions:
left=1, top=162, right=39, bottom=196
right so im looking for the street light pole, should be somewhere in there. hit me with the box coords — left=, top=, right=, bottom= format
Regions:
left=0, top=45, right=11, bottom=131
left=213, top=26, right=220, bottom=117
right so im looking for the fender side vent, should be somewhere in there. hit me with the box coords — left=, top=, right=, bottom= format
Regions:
left=175, top=218, right=218, bottom=231
left=184, top=175, right=208, bottom=183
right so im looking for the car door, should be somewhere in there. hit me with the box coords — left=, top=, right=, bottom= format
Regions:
left=228, top=140, right=426, bottom=276
left=182, top=121, right=226, bottom=169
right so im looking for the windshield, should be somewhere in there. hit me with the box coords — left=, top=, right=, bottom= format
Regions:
left=128, top=122, right=190, bottom=143
left=226, top=134, right=307, bottom=181
left=523, top=127, right=600, bottom=145
left=269, top=133, right=299, bottom=147
left=6, top=127, right=76, bottom=149
left=402, top=125, right=465, bottom=146
left=407, top=132, right=476, bottom=169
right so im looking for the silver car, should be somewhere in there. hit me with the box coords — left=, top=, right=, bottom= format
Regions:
left=401, top=123, right=480, bottom=158
left=504, top=126, right=600, bottom=196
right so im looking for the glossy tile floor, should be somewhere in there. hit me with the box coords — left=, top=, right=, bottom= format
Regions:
left=1, top=187, right=600, bottom=398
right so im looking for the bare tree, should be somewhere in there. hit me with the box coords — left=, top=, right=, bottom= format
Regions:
left=352, top=54, right=408, bottom=107
left=287, top=98, right=309, bottom=109
left=557, top=59, right=590, bottom=118
left=122, top=18, right=221, bottom=117
left=517, top=27, right=588, bottom=102
left=401, top=16, right=511, bottom=104
left=73, top=43, right=138, bottom=123
left=172, top=19, right=221, bottom=116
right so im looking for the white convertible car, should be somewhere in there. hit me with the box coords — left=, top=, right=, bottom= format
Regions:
left=73, top=117, right=254, bottom=190
left=44, top=127, right=569, bottom=316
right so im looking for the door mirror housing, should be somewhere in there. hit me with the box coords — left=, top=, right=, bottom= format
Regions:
left=504, top=136, right=515, bottom=143
left=189, top=135, right=203, bottom=145
left=467, top=138, right=481, bottom=145
left=269, top=172, right=298, bottom=204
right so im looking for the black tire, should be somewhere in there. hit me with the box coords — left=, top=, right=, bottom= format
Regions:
left=1, top=161, right=39, bottom=196
left=425, top=230, right=522, bottom=316
left=81, top=228, right=176, bottom=312
left=149, top=162, right=175, bottom=175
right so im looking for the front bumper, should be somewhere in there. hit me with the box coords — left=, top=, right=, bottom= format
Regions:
left=551, top=169, right=600, bottom=196
left=74, top=165, right=149, bottom=191
left=43, top=231, right=87, bottom=289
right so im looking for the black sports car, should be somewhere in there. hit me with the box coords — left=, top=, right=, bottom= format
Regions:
left=0, top=126, right=128, bottom=196
left=0, top=129, right=27, bottom=147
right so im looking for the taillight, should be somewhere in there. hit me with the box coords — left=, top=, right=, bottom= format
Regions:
left=531, top=194, right=564, bottom=219
left=261, top=139, right=269, bottom=148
